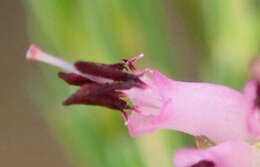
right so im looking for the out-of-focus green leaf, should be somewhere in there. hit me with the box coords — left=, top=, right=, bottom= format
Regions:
left=200, top=0, right=258, bottom=88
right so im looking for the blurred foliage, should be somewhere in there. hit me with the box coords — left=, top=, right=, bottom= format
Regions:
left=200, top=0, right=259, bottom=89
left=24, top=0, right=260, bottom=167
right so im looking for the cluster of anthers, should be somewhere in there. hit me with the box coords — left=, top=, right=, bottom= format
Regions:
left=26, top=44, right=148, bottom=121
left=27, top=44, right=260, bottom=167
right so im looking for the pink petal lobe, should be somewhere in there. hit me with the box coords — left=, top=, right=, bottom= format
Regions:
left=151, top=70, right=175, bottom=97
left=127, top=98, right=172, bottom=136
left=243, top=80, right=260, bottom=138
left=243, top=80, right=258, bottom=102
left=173, top=140, right=260, bottom=167
left=126, top=71, right=255, bottom=143
left=247, top=109, right=260, bottom=138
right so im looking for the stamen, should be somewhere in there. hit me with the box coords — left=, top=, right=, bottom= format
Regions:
left=26, top=44, right=147, bottom=113
left=63, top=83, right=132, bottom=111
left=75, top=61, right=144, bottom=86
left=123, top=53, right=144, bottom=72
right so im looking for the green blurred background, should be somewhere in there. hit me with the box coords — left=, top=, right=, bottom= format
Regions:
left=2, top=0, right=260, bottom=166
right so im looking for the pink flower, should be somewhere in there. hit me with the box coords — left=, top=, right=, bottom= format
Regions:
left=26, top=44, right=260, bottom=166
left=126, top=70, right=260, bottom=144
left=26, top=44, right=260, bottom=143
left=173, top=140, right=260, bottom=167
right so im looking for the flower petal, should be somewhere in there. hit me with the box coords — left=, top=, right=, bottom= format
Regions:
left=126, top=71, right=254, bottom=143
left=173, top=140, right=260, bottom=167
left=243, top=80, right=260, bottom=138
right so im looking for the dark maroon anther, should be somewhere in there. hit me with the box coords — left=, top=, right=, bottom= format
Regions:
left=58, top=72, right=94, bottom=86
left=75, top=61, right=143, bottom=85
left=108, top=62, right=127, bottom=71
left=191, top=160, right=215, bottom=167
left=63, top=83, right=131, bottom=111
left=26, top=44, right=145, bottom=113
left=60, top=60, right=146, bottom=111
left=110, top=80, right=145, bottom=89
